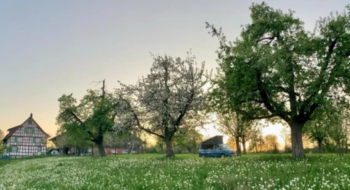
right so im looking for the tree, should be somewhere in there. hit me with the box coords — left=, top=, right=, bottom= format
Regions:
left=303, top=102, right=337, bottom=153
left=0, top=129, right=3, bottom=140
left=216, top=111, right=246, bottom=156
left=209, top=73, right=262, bottom=155
left=264, top=134, right=279, bottom=152
left=104, top=131, right=122, bottom=152
left=328, top=104, right=350, bottom=155
left=0, top=129, right=5, bottom=155
left=341, top=108, right=350, bottom=153
left=240, top=121, right=261, bottom=154
left=155, top=137, right=166, bottom=153
left=116, top=54, right=208, bottom=157
left=207, top=3, right=350, bottom=158
left=173, top=128, right=203, bottom=153
left=280, top=126, right=291, bottom=152
left=226, top=136, right=238, bottom=151
left=249, top=132, right=265, bottom=153
left=57, top=81, right=125, bottom=157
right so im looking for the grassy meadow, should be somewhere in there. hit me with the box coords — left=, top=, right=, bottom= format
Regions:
left=0, top=154, right=350, bottom=190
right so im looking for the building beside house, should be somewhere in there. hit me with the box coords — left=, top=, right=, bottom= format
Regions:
left=2, top=114, right=50, bottom=158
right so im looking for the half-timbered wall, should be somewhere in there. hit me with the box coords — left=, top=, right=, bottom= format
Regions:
left=7, top=119, right=47, bottom=158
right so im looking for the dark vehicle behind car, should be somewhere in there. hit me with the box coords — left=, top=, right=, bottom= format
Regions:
left=199, top=136, right=236, bottom=158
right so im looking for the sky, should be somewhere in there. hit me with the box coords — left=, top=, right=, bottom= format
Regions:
left=1, top=0, right=349, bottom=143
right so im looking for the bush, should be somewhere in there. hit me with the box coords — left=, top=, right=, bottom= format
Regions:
left=284, top=146, right=292, bottom=153
left=266, top=148, right=279, bottom=154
left=144, top=146, right=159, bottom=153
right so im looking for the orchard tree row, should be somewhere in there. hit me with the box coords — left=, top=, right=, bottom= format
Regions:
left=56, top=2, right=350, bottom=158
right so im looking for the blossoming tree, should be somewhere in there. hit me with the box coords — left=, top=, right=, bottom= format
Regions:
left=116, top=54, right=208, bottom=157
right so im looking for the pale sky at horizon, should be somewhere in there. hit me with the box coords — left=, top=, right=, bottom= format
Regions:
left=1, top=0, right=348, bottom=140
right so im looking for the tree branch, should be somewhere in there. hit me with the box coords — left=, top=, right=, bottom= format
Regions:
left=65, top=109, right=95, bottom=140
left=254, top=68, right=277, bottom=114
left=119, top=96, right=165, bottom=139
left=303, top=38, right=337, bottom=110
left=237, top=109, right=276, bottom=120
left=303, top=103, right=319, bottom=122
left=256, top=36, right=275, bottom=46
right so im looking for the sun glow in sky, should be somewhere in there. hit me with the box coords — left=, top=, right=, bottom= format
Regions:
left=0, top=1, right=348, bottom=141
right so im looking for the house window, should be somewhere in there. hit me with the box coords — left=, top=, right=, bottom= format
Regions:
left=14, top=137, right=23, bottom=142
left=25, top=127, right=35, bottom=134
left=10, top=147, right=19, bottom=153
left=28, top=119, right=32, bottom=125
left=35, top=138, right=41, bottom=143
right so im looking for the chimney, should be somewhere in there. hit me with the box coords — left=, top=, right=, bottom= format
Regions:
left=30, top=113, right=33, bottom=118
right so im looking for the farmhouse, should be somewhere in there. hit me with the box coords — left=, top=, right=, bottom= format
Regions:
left=2, top=114, right=50, bottom=158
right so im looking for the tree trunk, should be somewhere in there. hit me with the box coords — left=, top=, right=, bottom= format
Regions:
left=96, top=141, right=106, bottom=157
left=291, top=121, right=304, bottom=158
left=317, top=139, right=322, bottom=153
left=284, top=140, right=287, bottom=152
left=75, top=146, right=80, bottom=156
left=341, top=140, right=345, bottom=155
left=336, top=140, right=342, bottom=155
left=159, top=142, right=164, bottom=152
left=346, top=142, right=348, bottom=154
left=63, top=147, right=69, bottom=155
left=242, top=137, right=247, bottom=154
left=235, top=137, right=241, bottom=156
left=128, top=140, right=134, bottom=154
left=165, top=139, right=174, bottom=158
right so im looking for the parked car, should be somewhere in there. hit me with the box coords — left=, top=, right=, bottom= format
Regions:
left=199, top=136, right=236, bottom=158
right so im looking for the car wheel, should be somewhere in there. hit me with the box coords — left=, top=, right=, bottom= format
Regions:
left=201, top=154, right=205, bottom=158
left=220, top=154, right=225, bottom=158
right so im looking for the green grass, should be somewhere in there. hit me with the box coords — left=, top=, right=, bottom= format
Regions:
left=1, top=154, right=350, bottom=189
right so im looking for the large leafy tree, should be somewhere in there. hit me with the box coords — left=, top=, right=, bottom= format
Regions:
left=116, top=54, right=208, bottom=157
left=57, top=81, right=122, bottom=157
left=207, top=3, right=350, bottom=158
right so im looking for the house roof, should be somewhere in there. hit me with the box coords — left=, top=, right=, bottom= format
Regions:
left=49, top=134, right=62, bottom=141
left=2, top=114, right=50, bottom=142
left=2, top=134, right=11, bottom=142
left=2, top=125, right=21, bottom=142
